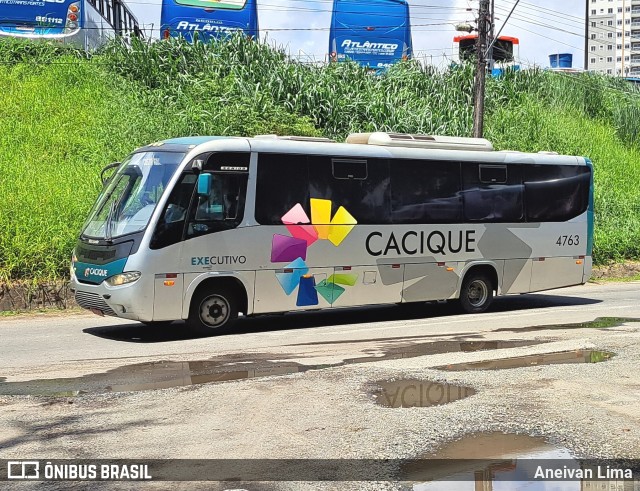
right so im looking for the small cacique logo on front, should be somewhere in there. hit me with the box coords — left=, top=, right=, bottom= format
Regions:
left=84, top=267, right=108, bottom=278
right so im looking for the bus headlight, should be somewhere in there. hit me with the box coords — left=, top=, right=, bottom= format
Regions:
left=106, top=271, right=141, bottom=286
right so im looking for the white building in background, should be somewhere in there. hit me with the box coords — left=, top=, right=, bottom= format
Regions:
left=585, top=0, right=640, bottom=76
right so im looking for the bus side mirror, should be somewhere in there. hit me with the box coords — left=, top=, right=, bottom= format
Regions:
left=197, top=173, right=212, bottom=197
left=100, top=162, right=121, bottom=185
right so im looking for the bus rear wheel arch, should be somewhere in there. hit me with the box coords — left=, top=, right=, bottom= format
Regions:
left=458, top=266, right=497, bottom=314
left=187, top=278, right=247, bottom=335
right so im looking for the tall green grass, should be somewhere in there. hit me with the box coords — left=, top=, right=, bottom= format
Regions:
left=0, top=37, right=639, bottom=279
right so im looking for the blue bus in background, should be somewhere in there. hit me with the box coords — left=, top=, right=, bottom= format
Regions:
left=0, top=0, right=140, bottom=50
left=160, top=0, right=258, bottom=42
left=329, top=0, right=412, bottom=71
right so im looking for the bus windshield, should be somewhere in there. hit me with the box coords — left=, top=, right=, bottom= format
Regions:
left=82, top=152, right=185, bottom=240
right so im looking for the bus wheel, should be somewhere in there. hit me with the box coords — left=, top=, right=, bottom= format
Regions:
left=459, top=272, right=494, bottom=314
left=188, top=286, right=238, bottom=334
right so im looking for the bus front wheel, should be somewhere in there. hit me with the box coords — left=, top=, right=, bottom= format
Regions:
left=459, top=272, right=494, bottom=314
left=187, top=286, right=238, bottom=335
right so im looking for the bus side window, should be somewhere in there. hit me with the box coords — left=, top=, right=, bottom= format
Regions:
left=308, top=156, right=390, bottom=224
left=462, top=163, right=524, bottom=222
left=524, top=165, right=590, bottom=222
left=390, top=159, right=461, bottom=224
left=150, top=173, right=197, bottom=250
left=255, top=153, right=310, bottom=225
left=186, top=173, right=247, bottom=238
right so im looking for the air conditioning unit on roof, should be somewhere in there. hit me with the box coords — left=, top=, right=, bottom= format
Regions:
left=346, top=132, right=494, bottom=151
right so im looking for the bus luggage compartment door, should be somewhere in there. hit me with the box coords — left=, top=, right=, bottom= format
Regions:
left=328, top=264, right=405, bottom=308
left=254, top=268, right=334, bottom=313
left=530, top=257, right=584, bottom=292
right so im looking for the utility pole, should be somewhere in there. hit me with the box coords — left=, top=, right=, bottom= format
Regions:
left=472, top=0, right=491, bottom=138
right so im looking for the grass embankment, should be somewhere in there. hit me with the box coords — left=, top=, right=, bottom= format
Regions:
left=0, top=37, right=639, bottom=281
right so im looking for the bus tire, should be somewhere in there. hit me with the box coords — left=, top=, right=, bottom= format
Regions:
left=187, top=286, right=238, bottom=335
left=459, top=272, right=494, bottom=314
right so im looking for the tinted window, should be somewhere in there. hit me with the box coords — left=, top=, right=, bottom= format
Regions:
left=462, top=163, right=524, bottom=222
left=308, top=156, right=390, bottom=224
left=479, top=165, right=507, bottom=183
left=255, top=153, right=309, bottom=225
left=390, top=159, right=462, bottom=223
left=150, top=173, right=196, bottom=249
left=333, top=159, right=367, bottom=180
left=524, top=165, right=591, bottom=222
left=186, top=173, right=247, bottom=238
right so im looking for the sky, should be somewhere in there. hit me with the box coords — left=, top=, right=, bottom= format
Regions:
left=126, top=0, right=587, bottom=69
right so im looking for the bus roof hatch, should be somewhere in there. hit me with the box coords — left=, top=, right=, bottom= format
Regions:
left=346, top=132, right=494, bottom=151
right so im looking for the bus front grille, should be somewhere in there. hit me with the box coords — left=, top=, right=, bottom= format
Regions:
left=75, top=291, right=117, bottom=317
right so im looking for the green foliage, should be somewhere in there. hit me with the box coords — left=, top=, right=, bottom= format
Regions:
left=1, top=37, right=640, bottom=280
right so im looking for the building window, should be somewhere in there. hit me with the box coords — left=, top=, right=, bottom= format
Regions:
left=617, top=56, right=622, bottom=61
left=591, top=46, right=597, bottom=51
left=608, top=45, right=613, bottom=50
left=591, top=57, right=596, bottom=63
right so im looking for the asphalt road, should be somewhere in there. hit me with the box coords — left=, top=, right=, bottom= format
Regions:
left=0, top=282, right=638, bottom=376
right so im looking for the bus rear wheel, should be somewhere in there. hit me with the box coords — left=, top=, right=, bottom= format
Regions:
left=187, top=286, right=238, bottom=335
left=459, top=272, right=494, bottom=314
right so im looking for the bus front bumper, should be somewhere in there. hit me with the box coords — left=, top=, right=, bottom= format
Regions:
left=70, top=276, right=154, bottom=322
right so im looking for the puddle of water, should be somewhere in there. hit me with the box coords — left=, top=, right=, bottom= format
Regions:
left=0, top=339, right=543, bottom=397
left=372, top=379, right=475, bottom=408
left=436, top=350, right=614, bottom=371
left=403, top=432, right=577, bottom=488
left=344, top=339, right=543, bottom=365
left=496, top=316, right=640, bottom=333
left=0, top=360, right=303, bottom=396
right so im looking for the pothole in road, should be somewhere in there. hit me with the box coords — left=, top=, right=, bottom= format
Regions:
left=372, top=379, right=475, bottom=408
left=0, top=339, right=544, bottom=396
left=437, top=349, right=615, bottom=371
left=403, top=432, right=575, bottom=486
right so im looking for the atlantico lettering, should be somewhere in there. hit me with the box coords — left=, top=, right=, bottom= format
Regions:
left=191, top=256, right=247, bottom=266
left=365, top=230, right=477, bottom=257
left=340, top=39, right=399, bottom=51
left=176, top=21, right=241, bottom=33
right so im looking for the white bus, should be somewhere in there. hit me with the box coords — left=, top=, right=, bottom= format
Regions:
left=71, top=133, right=594, bottom=334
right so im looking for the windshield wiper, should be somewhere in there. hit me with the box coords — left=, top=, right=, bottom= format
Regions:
left=105, top=200, right=117, bottom=242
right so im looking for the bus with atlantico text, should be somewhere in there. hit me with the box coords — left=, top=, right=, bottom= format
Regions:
left=160, top=0, right=258, bottom=42
left=0, top=0, right=140, bottom=50
left=70, top=132, right=594, bottom=335
left=329, top=0, right=412, bottom=71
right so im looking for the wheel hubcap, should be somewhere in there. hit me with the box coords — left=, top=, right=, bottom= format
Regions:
left=468, top=280, right=488, bottom=307
left=199, top=295, right=229, bottom=328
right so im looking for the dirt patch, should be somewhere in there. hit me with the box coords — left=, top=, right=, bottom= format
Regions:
left=592, top=260, right=640, bottom=280
left=0, top=281, right=76, bottom=311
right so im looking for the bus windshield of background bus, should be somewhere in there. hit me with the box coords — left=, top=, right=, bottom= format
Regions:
left=174, top=0, right=246, bottom=10
left=82, top=152, right=185, bottom=240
